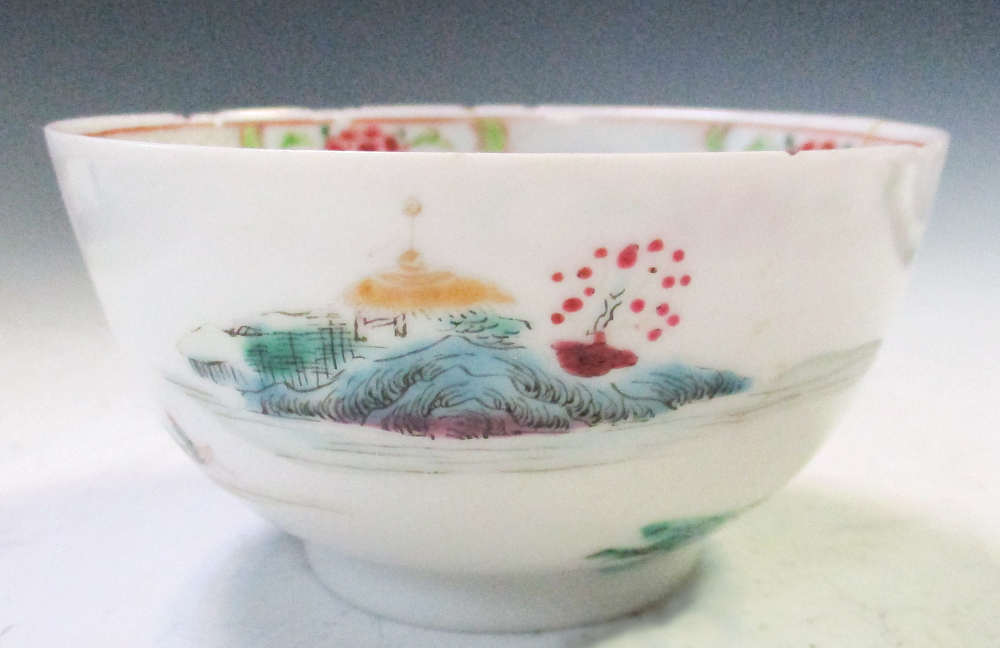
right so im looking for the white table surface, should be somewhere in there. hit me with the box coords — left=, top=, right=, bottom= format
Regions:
left=2, top=236, right=998, bottom=647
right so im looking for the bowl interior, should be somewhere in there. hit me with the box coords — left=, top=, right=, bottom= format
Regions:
left=47, top=105, right=945, bottom=154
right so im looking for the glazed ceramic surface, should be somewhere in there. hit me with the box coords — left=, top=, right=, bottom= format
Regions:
left=45, top=105, right=948, bottom=631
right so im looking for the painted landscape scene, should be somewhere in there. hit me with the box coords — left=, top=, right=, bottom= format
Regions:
left=178, top=309, right=751, bottom=439
left=177, top=200, right=752, bottom=439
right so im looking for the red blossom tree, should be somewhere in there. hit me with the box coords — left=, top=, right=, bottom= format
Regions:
left=787, top=138, right=837, bottom=155
left=549, top=238, right=692, bottom=377
left=326, top=124, right=406, bottom=151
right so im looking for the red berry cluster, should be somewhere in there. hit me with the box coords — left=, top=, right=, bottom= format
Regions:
left=549, top=238, right=692, bottom=340
left=326, top=123, right=406, bottom=151
left=788, top=139, right=836, bottom=155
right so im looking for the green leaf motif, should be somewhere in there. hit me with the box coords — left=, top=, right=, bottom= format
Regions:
left=587, top=511, right=739, bottom=570
left=280, top=132, right=308, bottom=148
left=240, top=125, right=264, bottom=148
left=705, top=125, right=731, bottom=152
left=477, top=119, right=507, bottom=152
left=408, top=128, right=454, bottom=150
left=641, top=513, right=734, bottom=551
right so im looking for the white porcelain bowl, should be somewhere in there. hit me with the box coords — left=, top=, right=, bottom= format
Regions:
left=46, top=105, right=948, bottom=632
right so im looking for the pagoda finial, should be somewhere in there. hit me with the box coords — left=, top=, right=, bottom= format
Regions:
left=403, top=197, right=422, bottom=218
left=403, top=197, right=422, bottom=250
left=398, top=248, right=425, bottom=272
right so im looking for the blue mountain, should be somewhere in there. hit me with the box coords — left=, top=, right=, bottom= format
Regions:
left=245, top=335, right=751, bottom=439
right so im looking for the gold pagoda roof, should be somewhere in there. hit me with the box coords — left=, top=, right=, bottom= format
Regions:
left=345, top=249, right=514, bottom=311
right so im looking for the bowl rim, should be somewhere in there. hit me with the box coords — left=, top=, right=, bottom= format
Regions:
left=44, top=104, right=950, bottom=153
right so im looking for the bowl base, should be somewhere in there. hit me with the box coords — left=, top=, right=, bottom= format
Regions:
left=302, top=541, right=701, bottom=633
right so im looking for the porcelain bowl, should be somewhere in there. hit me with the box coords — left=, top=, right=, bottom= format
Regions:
left=45, top=105, right=948, bottom=632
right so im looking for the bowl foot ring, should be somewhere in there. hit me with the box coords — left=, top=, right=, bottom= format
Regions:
left=303, top=541, right=702, bottom=633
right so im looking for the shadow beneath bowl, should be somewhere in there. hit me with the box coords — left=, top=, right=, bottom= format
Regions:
left=171, top=486, right=1000, bottom=648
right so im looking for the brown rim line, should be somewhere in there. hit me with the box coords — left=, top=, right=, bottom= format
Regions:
left=77, top=112, right=935, bottom=149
